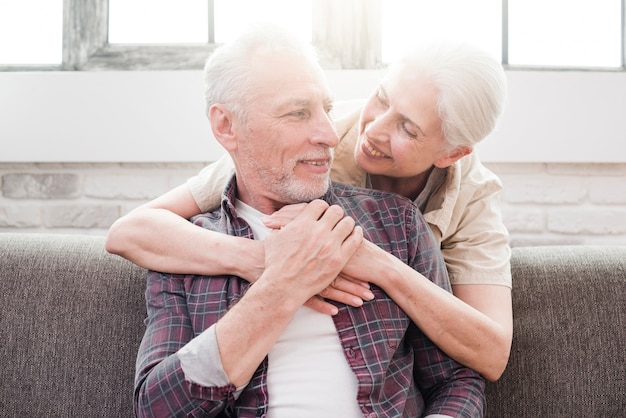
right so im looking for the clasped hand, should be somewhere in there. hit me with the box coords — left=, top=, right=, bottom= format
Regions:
left=263, top=200, right=375, bottom=315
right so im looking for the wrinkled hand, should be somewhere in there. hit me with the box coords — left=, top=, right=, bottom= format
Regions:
left=263, top=202, right=374, bottom=314
left=262, top=203, right=309, bottom=230
left=341, top=239, right=397, bottom=289
left=261, top=200, right=363, bottom=312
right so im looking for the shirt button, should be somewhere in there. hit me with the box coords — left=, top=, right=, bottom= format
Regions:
left=346, top=347, right=356, bottom=357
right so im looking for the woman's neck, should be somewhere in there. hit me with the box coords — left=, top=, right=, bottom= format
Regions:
left=369, top=167, right=433, bottom=202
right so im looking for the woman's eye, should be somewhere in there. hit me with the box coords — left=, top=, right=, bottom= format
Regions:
left=402, top=123, right=418, bottom=139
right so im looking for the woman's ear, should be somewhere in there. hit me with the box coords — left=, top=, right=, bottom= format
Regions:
left=434, top=145, right=473, bottom=168
left=208, top=104, right=238, bottom=151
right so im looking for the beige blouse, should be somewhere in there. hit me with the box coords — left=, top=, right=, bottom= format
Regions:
left=188, top=106, right=512, bottom=287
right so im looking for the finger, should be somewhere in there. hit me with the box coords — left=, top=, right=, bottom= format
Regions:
left=331, top=275, right=374, bottom=301
left=316, top=203, right=345, bottom=227
left=262, top=215, right=292, bottom=229
left=315, top=207, right=354, bottom=245
left=300, top=199, right=331, bottom=222
left=319, top=286, right=365, bottom=307
left=333, top=215, right=356, bottom=240
left=262, top=203, right=309, bottom=228
left=342, top=275, right=372, bottom=289
left=340, top=225, right=363, bottom=258
left=304, top=295, right=339, bottom=315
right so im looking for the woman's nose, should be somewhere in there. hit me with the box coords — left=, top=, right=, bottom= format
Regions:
left=364, top=113, right=391, bottom=143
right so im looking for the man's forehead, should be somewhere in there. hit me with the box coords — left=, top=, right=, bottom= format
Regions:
left=275, top=95, right=334, bottom=107
left=261, top=77, right=334, bottom=108
left=248, top=52, right=334, bottom=107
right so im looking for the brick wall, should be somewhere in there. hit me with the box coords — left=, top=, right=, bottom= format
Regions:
left=2, top=162, right=626, bottom=247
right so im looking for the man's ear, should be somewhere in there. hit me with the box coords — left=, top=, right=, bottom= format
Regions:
left=208, top=104, right=238, bottom=151
left=434, top=145, right=473, bottom=168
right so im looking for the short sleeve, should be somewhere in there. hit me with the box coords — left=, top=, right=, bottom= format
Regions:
left=187, top=154, right=235, bottom=212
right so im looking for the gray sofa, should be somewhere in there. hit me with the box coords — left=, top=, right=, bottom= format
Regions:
left=1, top=233, right=625, bottom=417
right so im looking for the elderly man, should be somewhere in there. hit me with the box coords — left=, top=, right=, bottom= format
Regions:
left=133, top=25, right=485, bottom=418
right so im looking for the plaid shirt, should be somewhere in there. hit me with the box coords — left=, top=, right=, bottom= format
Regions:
left=135, top=179, right=485, bottom=418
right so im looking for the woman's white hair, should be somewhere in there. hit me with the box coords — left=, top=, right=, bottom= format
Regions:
left=394, top=42, right=507, bottom=150
left=203, top=24, right=320, bottom=123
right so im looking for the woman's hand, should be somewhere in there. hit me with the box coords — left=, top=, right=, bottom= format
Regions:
left=262, top=203, right=310, bottom=229
left=262, top=202, right=374, bottom=314
left=305, top=274, right=374, bottom=315
left=341, top=239, right=400, bottom=288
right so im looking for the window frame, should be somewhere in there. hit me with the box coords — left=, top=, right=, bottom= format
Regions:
left=1, top=0, right=624, bottom=71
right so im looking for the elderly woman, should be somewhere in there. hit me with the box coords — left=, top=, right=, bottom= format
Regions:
left=106, top=41, right=512, bottom=382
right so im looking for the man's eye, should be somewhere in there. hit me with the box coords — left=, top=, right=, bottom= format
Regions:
left=290, top=110, right=308, bottom=118
left=376, top=92, right=388, bottom=107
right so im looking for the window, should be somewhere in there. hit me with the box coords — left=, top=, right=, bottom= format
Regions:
left=0, top=0, right=63, bottom=66
left=213, top=0, right=312, bottom=43
left=108, top=0, right=209, bottom=44
left=108, top=0, right=312, bottom=44
left=382, top=0, right=502, bottom=63
left=507, top=0, right=622, bottom=68
left=0, top=0, right=624, bottom=71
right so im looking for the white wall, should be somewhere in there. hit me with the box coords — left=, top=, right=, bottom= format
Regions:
left=2, top=69, right=626, bottom=245
left=2, top=70, right=626, bottom=163
left=2, top=161, right=626, bottom=247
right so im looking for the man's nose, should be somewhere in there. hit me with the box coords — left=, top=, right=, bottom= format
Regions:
left=311, top=111, right=339, bottom=147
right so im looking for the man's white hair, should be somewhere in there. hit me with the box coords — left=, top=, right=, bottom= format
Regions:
left=203, top=23, right=320, bottom=123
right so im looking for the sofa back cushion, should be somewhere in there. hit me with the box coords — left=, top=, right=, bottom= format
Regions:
left=0, top=233, right=146, bottom=418
left=2, top=233, right=626, bottom=417
left=486, top=245, right=626, bottom=417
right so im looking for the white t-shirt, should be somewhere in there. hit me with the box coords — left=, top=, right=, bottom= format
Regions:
left=235, top=199, right=362, bottom=418
left=179, top=199, right=362, bottom=418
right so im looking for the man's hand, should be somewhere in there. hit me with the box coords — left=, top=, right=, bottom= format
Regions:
left=261, top=200, right=364, bottom=312
left=263, top=201, right=374, bottom=314
left=216, top=201, right=362, bottom=387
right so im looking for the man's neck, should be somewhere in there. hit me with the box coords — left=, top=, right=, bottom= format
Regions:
left=235, top=188, right=285, bottom=216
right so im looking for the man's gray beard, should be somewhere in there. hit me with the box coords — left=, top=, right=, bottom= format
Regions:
left=237, top=149, right=332, bottom=204
left=269, top=174, right=330, bottom=204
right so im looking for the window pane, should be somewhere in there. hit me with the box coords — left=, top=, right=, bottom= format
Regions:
left=214, top=0, right=312, bottom=43
left=382, top=0, right=502, bottom=64
left=109, top=0, right=209, bottom=43
left=0, top=0, right=63, bottom=65
left=509, top=0, right=621, bottom=67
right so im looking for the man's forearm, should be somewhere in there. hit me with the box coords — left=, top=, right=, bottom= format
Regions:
left=421, top=365, right=485, bottom=418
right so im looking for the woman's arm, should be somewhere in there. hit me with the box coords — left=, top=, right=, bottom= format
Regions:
left=342, top=240, right=512, bottom=382
left=105, top=183, right=265, bottom=280
left=105, top=184, right=373, bottom=314
left=265, top=205, right=512, bottom=381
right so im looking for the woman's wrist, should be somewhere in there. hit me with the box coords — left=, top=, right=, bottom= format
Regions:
left=226, top=236, right=264, bottom=282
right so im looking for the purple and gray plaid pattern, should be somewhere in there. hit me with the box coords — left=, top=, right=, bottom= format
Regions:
left=134, top=179, right=485, bottom=417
